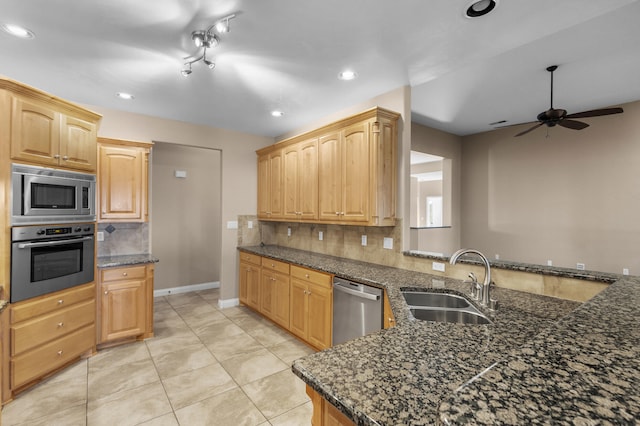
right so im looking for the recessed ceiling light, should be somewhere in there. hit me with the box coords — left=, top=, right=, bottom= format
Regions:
left=338, top=70, right=357, bottom=81
left=271, top=110, right=284, bottom=117
left=116, top=92, right=135, bottom=100
left=465, top=0, right=498, bottom=18
left=1, top=23, right=35, bottom=39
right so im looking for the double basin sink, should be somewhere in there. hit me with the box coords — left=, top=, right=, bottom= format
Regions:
left=402, top=290, right=491, bottom=325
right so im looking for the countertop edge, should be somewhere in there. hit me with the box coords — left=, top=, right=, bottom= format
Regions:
left=97, top=253, right=159, bottom=268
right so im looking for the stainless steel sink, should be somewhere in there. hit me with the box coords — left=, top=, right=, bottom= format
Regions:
left=401, top=290, right=491, bottom=325
left=402, top=291, right=470, bottom=309
left=410, top=308, right=491, bottom=325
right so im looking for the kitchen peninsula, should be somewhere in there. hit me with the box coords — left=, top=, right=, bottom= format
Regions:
left=239, top=245, right=639, bottom=425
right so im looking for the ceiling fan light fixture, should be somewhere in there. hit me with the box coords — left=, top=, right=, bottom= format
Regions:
left=465, top=0, right=498, bottom=18
left=181, top=63, right=192, bottom=76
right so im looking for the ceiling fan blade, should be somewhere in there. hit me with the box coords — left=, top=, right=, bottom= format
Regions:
left=558, top=119, right=589, bottom=130
left=515, top=122, right=544, bottom=137
left=566, top=107, right=624, bottom=119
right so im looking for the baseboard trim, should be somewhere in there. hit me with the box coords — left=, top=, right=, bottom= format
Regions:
left=154, top=281, right=220, bottom=297
left=218, top=298, right=239, bottom=309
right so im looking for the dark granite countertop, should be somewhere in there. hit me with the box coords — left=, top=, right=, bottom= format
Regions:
left=97, top=253, right=159, bottom=268
left=238, top=245, right=638, bottom=425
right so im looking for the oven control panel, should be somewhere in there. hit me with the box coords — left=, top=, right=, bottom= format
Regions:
left=12, top=223, right=95, bottom=242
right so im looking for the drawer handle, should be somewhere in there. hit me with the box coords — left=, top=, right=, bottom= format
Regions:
left=57, top=350, right=63, bottom=356
left=58, top=299, right=64, bottom=305
left=57, top=322, right=64, bottom=328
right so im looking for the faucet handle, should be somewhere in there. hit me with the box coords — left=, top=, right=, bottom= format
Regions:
left=488, top=281, right=498, bottom=311
left=468, top=272, right=477, bottom=282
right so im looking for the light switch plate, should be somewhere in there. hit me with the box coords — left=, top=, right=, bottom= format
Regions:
left=361, top=235, right=367, bottom=246
left=248, top=221, right=253, bottom=229
left=319, top=231, right=323, bottom=241
left=97, top=231, right=104, bottom=242
left=227, top=221, right=238, bottom=229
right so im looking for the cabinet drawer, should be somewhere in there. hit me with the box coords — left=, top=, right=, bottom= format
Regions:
left=291, top=265, right=332, bottom=288
left=261, top=258, right=290, bottom=275
left=100, top=265, right=147, bottom=282
left=239, top=251, right=262, bottom=266
left=11, top=283, right=95, bottom=324
left=11, top=299, right=95, bottom=356
left=11, top=324, right=95, bottom=389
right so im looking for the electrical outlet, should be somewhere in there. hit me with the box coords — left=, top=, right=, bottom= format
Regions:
left=432, top=262, right=445, bottom=272
left=495, top=254, right=500, bottom=260
left=319, top=231, right=323, bottom=241
left=97, top=231, right=104, bottom=242
left=576, top=263, right=585, bottom=271
left=383, top=237, right=393, bottom=250
left=547, top=260, right=553, bottom=266
left=287, top=227, right=291, bottom=237
left=248, top=221, right=253, bottom=229
left=623, top=268, right=629, bottom=275
left=361, top=235, right=367, bottom=246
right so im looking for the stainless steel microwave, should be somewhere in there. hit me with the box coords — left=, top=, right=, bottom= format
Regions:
left=11, top=164, right=96, bottom=225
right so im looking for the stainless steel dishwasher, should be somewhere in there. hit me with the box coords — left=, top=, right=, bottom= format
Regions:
left=332, top=277, right=383, bottom=345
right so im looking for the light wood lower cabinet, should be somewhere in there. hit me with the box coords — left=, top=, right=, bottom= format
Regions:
left=289, top=266, right=333, bottom=350
left=307, top=385, right=355, bottom=426
left=97, top=264, right=154, bottom=345
left=239, top=251, right=333, bottom=350
left=383, top=290, right=396, bottom=329
left=261, top=258, right=290, bottom=329
left=8, top=283, right=96, bottom=392
left=239, top=252, right=262, bottom=311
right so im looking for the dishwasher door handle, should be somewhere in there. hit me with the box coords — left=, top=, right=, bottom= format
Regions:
left=334, top=284, right=380, bottom=301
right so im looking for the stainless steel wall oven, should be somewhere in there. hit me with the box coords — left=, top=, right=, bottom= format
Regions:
left=11, top=223, right=95, bottom=303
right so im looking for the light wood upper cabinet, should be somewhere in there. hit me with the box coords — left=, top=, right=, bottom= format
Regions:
left=257, top=149, right=284, bottom=219
left=283, top=138, right=318, bottom=220
left=10, top=95, right=98, bottom=172
left=318, top=123, right=370, bottom=223
left=98, top=138, right=152, bottom=222
left=257, top=107, right=399, bottom=226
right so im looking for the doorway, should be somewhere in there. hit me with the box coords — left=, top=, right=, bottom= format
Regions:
left=151, top=142, right=222, bottom=292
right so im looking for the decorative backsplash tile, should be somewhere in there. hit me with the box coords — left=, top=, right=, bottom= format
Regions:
left=97, top=222, right=150, bottom=257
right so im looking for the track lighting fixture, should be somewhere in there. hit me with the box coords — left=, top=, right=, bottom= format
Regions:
left=181, top=14, right=236, bottom=76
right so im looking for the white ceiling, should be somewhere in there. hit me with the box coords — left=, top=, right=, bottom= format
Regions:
left=2, top=0, right=640, bottom=138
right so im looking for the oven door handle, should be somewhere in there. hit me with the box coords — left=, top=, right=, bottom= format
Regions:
left=17, top=236, right=94, bottom=249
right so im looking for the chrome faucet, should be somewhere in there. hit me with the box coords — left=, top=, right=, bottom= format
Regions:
left=450, top=248, right=492, bottom=308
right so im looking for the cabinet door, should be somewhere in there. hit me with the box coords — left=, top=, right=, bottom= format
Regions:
left=289, top=279, right=308, bottom=340
left=260, top=270, right=276, bottom=320
left=246, top=266, right=261, bottom=311
left=272, top=272, right=290, bottom=329
left=60, top=115, right=97, bottom=172
left=307, top=282, right=332, bottom=350
left=341, top=123, right=370, bottom=222
left=269, top=150, right=284, bottom=218
left=318, top=131, right=342, bottom=221
left=298, top=139, right=318, bottom=220
left=99, top=145, right=143, bottom=221
left=10, top=96, right=60, bottom=167
left=257, top=154, right=270, bottom=218
left=100, top=279, right=146, bottom=343
left=238, top=261, right=250, bottom=304
left=282, top=144, right=300, bottom=220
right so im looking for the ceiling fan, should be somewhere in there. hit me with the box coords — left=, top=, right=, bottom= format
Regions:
left=514, top=65, right=624, bottom=137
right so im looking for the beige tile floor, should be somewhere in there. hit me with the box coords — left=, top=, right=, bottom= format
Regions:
left=2, top=288, right=316, bottom=426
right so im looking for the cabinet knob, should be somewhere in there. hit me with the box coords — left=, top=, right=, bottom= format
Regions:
left=305, top=274, right=310, bottom=278
left=62, top=155, right=69, bottom=161
left=57, top=322, right=64, bottom=328
left=54, top=154, right=60, bottom=159
left=104, top=291, right=109, bottom=295
left=57, top=350, right=63, bottom=356
left=58, top=299, right=64, bottom=305
left=271, top=263, right=275, bottom=267
left=122, top=272, right=128, bottom=276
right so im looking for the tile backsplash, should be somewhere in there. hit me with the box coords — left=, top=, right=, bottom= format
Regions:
left=97, top=222, right=150, bottom=257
